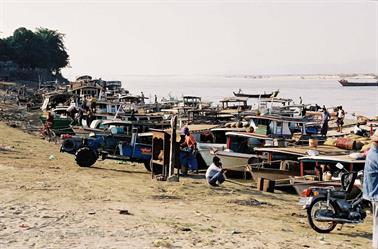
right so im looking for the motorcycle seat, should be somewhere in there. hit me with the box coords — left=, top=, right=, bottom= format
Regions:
left=330, top=190, right=346, bottom=199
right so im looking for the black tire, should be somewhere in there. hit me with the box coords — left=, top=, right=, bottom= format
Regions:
left=75, top=147, right=97, bottom=167
left=62, top=139, right=76, bottom=154
left=307, top=198, right=338, bottom=233
left=143, top=160, right=151, bottom=172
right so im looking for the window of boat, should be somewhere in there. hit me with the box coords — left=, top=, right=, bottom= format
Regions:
left=199, top=131, right=214, bottom=143
left=212, top=130, right=227, bottom=144
left=137, top=135, right=152, bottom=145
left=230, top=136, right=264, bottom=154
left=111, top=105, right=117, bottom=113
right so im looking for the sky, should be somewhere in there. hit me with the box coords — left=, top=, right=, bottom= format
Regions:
left=0, top=0, right=377, bottom=78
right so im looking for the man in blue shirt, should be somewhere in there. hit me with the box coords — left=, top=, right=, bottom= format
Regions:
left=363, top=129, right=378, bottom=248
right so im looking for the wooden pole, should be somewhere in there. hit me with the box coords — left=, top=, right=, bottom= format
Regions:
left=168, top=115, right=178, bottom=182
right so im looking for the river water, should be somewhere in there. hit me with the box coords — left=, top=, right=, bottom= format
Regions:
left=120, top=75, right=378, bottom=117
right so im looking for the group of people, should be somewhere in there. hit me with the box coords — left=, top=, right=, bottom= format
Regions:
left=179, top=127, right=226, bottom=187
left=65, top=95, right=97, bottom=127
left=320, top=105, right=345, bottom=136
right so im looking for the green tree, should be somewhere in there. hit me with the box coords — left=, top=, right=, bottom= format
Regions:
left=9, top=27, right=37, bottom=69
left=0, top=27, right=69, bottom=74
left=35, top=28, right=69, bottom=74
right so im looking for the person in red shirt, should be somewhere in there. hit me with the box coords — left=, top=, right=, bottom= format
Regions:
left=180, top=127, right=198, bottom=174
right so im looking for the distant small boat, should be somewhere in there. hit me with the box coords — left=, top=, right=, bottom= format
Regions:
left=338, top=79, right=378, bottom=87
left=233, top=89, right=279, bottom=98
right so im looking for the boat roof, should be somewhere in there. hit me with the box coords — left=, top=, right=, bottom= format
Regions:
left=185, top=124, right=220, bottom=132
left=225, top=131, right=273, bottom=140
left=259, top=97, right=292, bottom=103
left=254, top=145, right=351, bottom=156
left=162, top=124, right=220, bottom=134
left=101, top=120, right=169, bottom=126
left=245, top=115, right=310, bottom=123
left=220, top=97, right=249, bottom=102
left=210, top=127, right=246, bottom=132
left=298, top=155, right=365, bottom=164
left=183, top=95, right=201, bottom=99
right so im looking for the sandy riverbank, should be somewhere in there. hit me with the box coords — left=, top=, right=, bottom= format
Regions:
left=0, top=122, right=372, bottom=248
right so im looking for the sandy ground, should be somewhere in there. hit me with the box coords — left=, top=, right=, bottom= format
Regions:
left=0, top=122, right=372, bottom=249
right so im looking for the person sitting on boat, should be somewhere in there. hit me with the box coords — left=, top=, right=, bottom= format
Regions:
left=354, top=123, right=369, bottom=137
left=90, top=94, right=97, bottom=113
left=320, top=107, right=330, bottom=136
left=66, top=104, right=77, bottom=120
left=206, top=156, right=226, bottom=187
left=180, top=127, right=198, bottom=174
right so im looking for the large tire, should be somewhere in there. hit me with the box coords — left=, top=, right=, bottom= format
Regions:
left=307, top=197, right=338, bottom=233
left=143, top=160, right=151, bottom=172
left=75, top=147, right=97, bottom=167
left=62, top=139, right=76, bottom=154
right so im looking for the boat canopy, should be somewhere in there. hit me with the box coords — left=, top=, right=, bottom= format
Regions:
left=225, top=131, right=273, bottom=140
left=298, top=155, right=365, bottom=164
left=254, top=145, right=351, bottom=157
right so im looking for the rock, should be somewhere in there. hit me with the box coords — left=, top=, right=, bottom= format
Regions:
left=48, top=155, right=56, bottom=160
left=119, top=209, right=131, bottom=215
left=231, top=230, right=242, bottom=235
left=153, top=239, right=173, bottom=248
left=88, top=211, right=96, bottom=215
left=179, top=227, right=192, bottom=232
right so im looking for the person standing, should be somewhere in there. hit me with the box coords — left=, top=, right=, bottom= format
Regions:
left=337, top=106, right=345, bottom=132
left=90, top=94, right=97, bottom=113
left=320, top=107, right=330, bottom=136
left=205, top=156, right=226, bottom=187
left=180, top=127, right=198, bottom=174
left=363, top=129, right=378, bottom=249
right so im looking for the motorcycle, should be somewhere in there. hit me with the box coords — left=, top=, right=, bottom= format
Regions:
left=299, top=163, right=370, bottom=233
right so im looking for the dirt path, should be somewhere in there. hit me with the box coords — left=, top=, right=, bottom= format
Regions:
left=0, top=122, right=372, bottom=248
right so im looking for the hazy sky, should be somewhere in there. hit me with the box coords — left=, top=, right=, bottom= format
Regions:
left=1, top=0, right=377, bottom=78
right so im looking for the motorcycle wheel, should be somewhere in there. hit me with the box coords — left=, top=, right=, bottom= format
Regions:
left=307, top=197, right=338, bottom=233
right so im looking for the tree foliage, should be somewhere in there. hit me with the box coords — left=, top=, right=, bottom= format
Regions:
left=0, top=27, right=69, bottom=74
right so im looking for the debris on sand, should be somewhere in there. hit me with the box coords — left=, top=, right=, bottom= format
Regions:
left=151, top=194, right=181, bottom=200
left=153, top=239, right=173, bottom=248
left=178, top=227, right=192, bottom=232
left=0, top=144, right=15, bottom=152
left=228, top=198, right=271, bottom=207
left=119, top=209, right=132, bottom=215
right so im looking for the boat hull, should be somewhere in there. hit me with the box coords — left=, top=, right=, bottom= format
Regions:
left=339, top=80, right=378, bottom=87
left=233, top=90, right=279, bottom=98
left=40, top=116, right=75, bottom=135
left=250, top=167, right=300, bottom=181
left=197, top=143, right=226, bottom=167
left=215, top=151, right=255, bottom=172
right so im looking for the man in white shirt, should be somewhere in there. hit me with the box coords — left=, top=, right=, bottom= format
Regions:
left=206, top=156, right=226, bottom=187
left=354, top=123, right=368, bottom=137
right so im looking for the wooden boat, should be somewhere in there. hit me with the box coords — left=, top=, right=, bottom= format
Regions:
left=249, top=166, right=300, bottom=181
left=233, top=90, right=279, bottom=98
left=195, top=127, right=246, bottom=167
left=338, top=79, right=378, bottom=87
left=215, top=132, right=273, bottom=172
left=40, top=107, right=76, bottom=135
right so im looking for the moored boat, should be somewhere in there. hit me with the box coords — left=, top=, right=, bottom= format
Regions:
left=233, top=89, right=279, bottom=98
left=338, top=79, right=378, bottom=87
